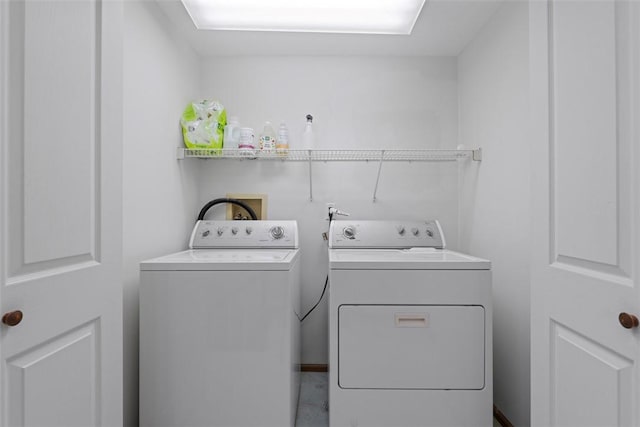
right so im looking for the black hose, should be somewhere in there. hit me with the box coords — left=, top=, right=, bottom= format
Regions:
left=298, top=210, right=333, bottom=322
left=197, top=198, right=258, bottom=221
left=299, top=275, right=328, bottom=322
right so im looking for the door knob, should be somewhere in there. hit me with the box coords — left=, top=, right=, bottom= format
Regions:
left=618, top=312, right=639, bottom=329
left=2, top=310, right=23, bottom=327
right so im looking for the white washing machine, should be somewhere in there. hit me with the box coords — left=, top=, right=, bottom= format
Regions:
left=328, top=220, right=492, bottom=427
left=139, top=220, right=301, bottom=427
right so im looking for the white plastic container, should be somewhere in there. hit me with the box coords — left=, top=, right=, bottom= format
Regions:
left=223, top=116, right=240, bottom=150
left=238, top=127, right=256, bottom=157
left=259, top=121, right=277, bottom=153
left=276, top=122, right=290, bottom=155
left=302, top=114, right=314, bottom=150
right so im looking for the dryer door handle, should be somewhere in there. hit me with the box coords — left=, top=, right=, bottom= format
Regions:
left=394, top=313, right=428, bottom=328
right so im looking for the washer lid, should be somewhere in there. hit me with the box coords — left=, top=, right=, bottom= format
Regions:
left=140, top=249, right=300, bottom=271
left=329, top=248, right=490, bottom=270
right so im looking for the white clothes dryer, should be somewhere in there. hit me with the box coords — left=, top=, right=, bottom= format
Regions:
left=328, top=220, right=492, bottom=427
left=139, top=220, right=301, bottom=427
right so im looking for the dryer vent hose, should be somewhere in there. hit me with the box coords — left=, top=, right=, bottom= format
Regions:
left=197, top=198, right=258, bottom=221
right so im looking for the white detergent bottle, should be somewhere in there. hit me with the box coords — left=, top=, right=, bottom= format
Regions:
left=302, top=114, right=314, bottom=151
left=276, top=122, right=290, bottom=155
left=259, top=121, right=277, bottom=153
left=223, top=116, right=240, bottom=150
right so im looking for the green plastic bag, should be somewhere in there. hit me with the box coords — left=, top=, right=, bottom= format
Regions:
left=181, top=100, right=227, bottom=150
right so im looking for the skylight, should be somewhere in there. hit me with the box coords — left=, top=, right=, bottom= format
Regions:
left=180, top=0, right=427, bottom=35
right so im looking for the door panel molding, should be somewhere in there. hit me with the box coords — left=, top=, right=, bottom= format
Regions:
left=547, top=0, right=633, bottom=279
left=550, top=320, right=632, bottom=427
left=5, top=259, right=100, bottom=287
left=552, top=257, right=633, bottom=287
left=6, top=320, right=100, bottom=427
left=6, top=0, right=102, bottom=280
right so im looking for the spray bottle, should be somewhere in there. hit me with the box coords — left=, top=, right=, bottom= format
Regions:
left=302, top=114, right=314, bottom=150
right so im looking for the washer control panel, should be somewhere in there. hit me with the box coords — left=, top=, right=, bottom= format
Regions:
left=329, top=220, right=445, bottom=249
left=190, top=220, right=299, bottom=249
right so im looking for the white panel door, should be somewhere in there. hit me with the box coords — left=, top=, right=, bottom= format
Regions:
left=0, top=0, right=123, bottom=426
left=530, top=1, right=640, bottom=426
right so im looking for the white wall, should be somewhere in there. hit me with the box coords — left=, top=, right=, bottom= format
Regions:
left=200, top=56, right=460, bottom=363
left=458, top=2, right=530, bottom=425
left=123, top=2, right=201, bottom=426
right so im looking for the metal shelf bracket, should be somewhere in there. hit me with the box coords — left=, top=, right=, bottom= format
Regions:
left=308, top=150, right=313, bottom=201
left=372, top=150, right=385, bottom=202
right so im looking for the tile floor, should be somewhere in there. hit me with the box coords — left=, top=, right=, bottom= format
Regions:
left=295, top=372, right=500, bottom=427
left=296, top=372, right=329, bottom=427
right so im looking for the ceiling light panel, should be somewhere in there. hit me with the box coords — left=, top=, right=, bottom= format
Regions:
left=181, top=0, right=427, bottom=35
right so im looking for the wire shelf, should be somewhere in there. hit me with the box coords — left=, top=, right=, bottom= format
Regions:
left=178, top=148, right=479, bottom=162
left=176, top=147, right=482, bottom=202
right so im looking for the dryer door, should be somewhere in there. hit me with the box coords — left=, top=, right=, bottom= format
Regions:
left=338, top=305, right=485, bottom=390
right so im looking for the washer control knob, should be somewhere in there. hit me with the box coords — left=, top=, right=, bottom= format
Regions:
left=245, top=226, right=253, bottom=235
left=411, top=227, right=420, bottom=236
left=425, top=228, right=434, bottom=238
left=202, top=229, right=210, bottom=238
left=343, top=226, right=356, bottom=240
left=231, top=227, right=238, bottom=235
left=217, top=227, right=224, bottom=236
left=396, top=225, right=405, bottom=235
left=270, top=226, right=285, bottom=239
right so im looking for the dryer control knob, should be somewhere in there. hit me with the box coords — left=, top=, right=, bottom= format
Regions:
left=343, top=226, right=356, bottom=239
left=231, top=227, right=238, bottom=235
left=217, top=227, right=224, bottom=236
left=245, top=226, right=253, bottom=235
left=411, top=227, right=420, bottom=236
left=396, top=225, right=406, bottom=235
left=270, top=226, right=285, bottom=239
